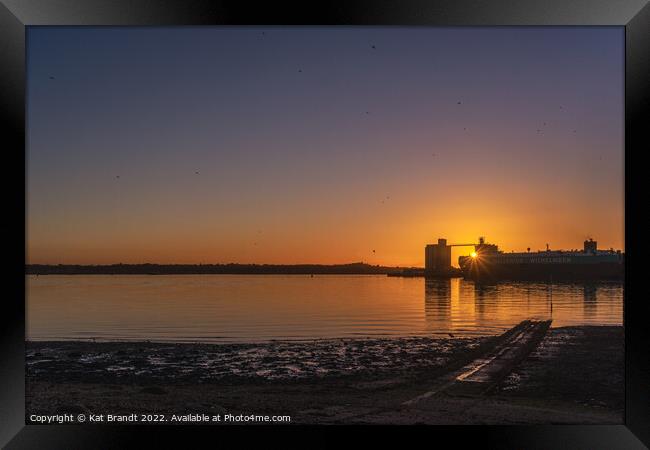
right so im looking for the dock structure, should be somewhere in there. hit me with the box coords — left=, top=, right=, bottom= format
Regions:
left=403, top=319, right=552, bottom=405
left=424, top=238, right=475, bottom=277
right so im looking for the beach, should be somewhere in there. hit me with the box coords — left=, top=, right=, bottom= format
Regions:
left=25, top=324, right=623, bottom=424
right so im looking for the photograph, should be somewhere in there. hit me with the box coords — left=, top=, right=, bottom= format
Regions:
left=23, top=25, right=627, bottom=426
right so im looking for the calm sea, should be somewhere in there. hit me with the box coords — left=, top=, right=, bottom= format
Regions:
left=26, top=275, right=623, bottom=343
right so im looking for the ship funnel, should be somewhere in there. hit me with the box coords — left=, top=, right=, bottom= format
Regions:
left=584, top=239, right=597, bottom=254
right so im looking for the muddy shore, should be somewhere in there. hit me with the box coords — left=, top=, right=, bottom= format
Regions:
left=26, top=326, right=623, bottom=424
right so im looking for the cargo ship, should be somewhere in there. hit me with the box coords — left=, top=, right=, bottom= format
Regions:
left=458, top=237, right=624, bottom=281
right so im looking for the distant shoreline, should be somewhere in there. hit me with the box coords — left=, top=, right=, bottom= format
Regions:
left=26, top=263, right=418, bottom=276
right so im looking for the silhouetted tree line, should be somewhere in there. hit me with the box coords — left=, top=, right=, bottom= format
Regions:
left=26, top=263, right=414, bottom=275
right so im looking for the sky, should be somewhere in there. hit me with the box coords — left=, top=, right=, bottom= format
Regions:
left=27, top=27, right=624, bottom=266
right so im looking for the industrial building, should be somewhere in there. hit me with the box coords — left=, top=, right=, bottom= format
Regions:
left=424, top=238, right=452, bottom=275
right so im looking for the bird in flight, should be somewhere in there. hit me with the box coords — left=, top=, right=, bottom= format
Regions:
left=195, top=171, right=200, bottom=175
left=371, top=45, right=376, bottom=49
left=49, top=76, right=55, bottom=80
left=457, top=101, right=461, bottom=105
left=448, top=333, right=455, bottom=338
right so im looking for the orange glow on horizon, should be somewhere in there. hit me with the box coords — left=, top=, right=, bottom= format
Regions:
left=26, top=29, right=624, bottom=268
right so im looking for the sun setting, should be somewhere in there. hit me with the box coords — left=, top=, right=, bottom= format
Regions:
left=26, top=27, right=623, bottom=267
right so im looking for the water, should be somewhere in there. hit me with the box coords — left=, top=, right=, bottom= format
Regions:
left=26, top=275, right=623, bottom=343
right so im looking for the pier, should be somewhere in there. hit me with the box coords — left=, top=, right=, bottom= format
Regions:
left=388, top=237, right=473, bottom=278
left=425, top=238, right=476, bottom=277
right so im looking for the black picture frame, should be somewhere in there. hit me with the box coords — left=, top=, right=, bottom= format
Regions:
left=1, top=1, right=648, bottom=448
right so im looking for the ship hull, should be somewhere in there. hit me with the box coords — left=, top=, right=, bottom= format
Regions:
left=459, top=258, right=623, bottom=282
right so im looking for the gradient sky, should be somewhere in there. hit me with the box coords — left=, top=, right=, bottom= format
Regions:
left=27, top=27, right=624, bottom=266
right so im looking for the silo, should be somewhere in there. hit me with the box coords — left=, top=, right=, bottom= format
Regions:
left=425, top=238, right=452, bottom=273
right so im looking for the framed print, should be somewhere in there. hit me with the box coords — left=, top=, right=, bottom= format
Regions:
left=1, top=0, right=649, bottom=448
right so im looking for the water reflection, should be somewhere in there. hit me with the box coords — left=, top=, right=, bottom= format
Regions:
left=474, top=282, right=499, bottom=300
left=583, top=283, right=598, bottom=319
left=473, top=282, right=499, bottom=322
left=424, top=279, right=451, bottom=331
left=423, top=278, right=622, bottom=337
left=27, top=275, right=623, bottom=342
